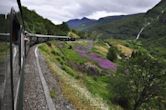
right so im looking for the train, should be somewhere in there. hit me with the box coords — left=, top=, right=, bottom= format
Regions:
left=0, top=0, right=30, bottom=110
left=0, top=0, right=77, bottom=110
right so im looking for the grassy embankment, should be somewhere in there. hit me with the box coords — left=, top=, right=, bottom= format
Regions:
left=39, top=41, right=116, bottom=110
left=38, top=40, right=129, bottom=110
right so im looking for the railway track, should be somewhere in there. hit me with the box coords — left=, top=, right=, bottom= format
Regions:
left=23, top=46, right=75, bottom=110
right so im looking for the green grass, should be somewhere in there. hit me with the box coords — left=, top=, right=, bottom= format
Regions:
left=39, top=43, right=50, bottom=53
left=50, top=88, right=56, bottom=98
left=63, top=48, right=87, bottom=64
left=84, top=76, right=111, bottom=101
left=39, top=41, right=112, bottom=101
left=39, top=41, right=122, bottom=110
left=90, top=42, right=108, bottom=58
left=91, top=46, right=107, bottom=58
left=62, top=65, right=78, bottom=77
left=39, top=45, right=108, bottom=110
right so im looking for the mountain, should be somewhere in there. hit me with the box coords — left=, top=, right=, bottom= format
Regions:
left=67, top=17, right=96, bottom=29
left=146, top=0, right=166, bottom=18
left=140, top=0, right=166, bottom=59
left=67, top=0, right=166, bottom=58
left=142, top=0, right=166, bottom=39
left=82, top=14, right=144, bottom=39
left=98, top=15, right=126, bottom=24
left=22, top=6, right=69, bottom=35
left=67, top=0, right=166, bottom=40
left=67, top=13, right=145, bottom=39
left=67, top=16, right=128, bottom=30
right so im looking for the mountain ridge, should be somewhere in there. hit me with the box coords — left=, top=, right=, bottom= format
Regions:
left=67, top=17, right=96, bottom=29
left=67, top=0, right=165, bottom=40
left=67, top=15, right=134, bottom=30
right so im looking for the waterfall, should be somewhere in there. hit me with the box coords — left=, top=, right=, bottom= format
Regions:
left=136, top=8, right=165, bottom=40
left=161, top=10, right=165, bottom=14
left=136, top=27, right=145, bottom=40
left=136, top=22, right=150, bottom=40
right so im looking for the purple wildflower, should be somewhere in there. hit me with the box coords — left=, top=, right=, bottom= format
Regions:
left=74, top=46, right=117, bottom=71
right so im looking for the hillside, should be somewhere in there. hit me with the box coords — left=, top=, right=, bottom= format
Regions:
left=67, top=17, right=96, bottom=29
left=141, top=0, right=166, bottom=40
left=140, top=0, right=166, bottom=59
left=67, top=14, right=144, bottom=39
left=67, top=15, right=126, bottom=30
left=67, top=0, right=166, bottom=58
left=39, top=37, right=166, bottom=110
left=67, top=0, right=166, bottom=40
left=85, top=14, right=144, bottom=39
left=22, top=6, right=69, bottom=35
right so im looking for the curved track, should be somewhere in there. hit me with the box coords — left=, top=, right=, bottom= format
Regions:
left=23, top=46, right=75, bottom=110
left=23, top=46, right=49, bottom=110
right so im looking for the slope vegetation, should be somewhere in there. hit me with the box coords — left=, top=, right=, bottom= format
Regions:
left=22, top=6, right=69, bottom=35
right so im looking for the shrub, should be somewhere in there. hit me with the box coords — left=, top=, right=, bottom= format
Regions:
left=107, top=47, right=117, bottom=62
left=68, top=45, right=72, bottom=49
left=46, top=42, right=52, bottom=47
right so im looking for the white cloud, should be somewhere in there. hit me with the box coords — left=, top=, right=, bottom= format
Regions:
left=21, top=0, right=161, bottom=24
left=87, top=11, right=126, bottom=20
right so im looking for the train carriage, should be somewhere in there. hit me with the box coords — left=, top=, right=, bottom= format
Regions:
left=0, top=0, right=76, bottom=109
left=0, top=0, right=29, bottom=109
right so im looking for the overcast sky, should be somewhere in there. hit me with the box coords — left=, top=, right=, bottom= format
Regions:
left=21, top=0, right=161, bottom=24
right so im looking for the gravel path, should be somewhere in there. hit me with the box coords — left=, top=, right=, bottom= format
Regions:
left=38, top=47, right=75, bottom=110
left=23, top=46, right=75, bottom=110
left=23, top=46, right=48, bottom=110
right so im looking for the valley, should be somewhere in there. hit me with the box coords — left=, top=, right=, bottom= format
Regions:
left=38, top=40, right=124, bottom=109
left=67, top=0, right=166, bottom=60
left=21, top=0, right=166, bottom=110
left=38, top=36, right=166, bottom=110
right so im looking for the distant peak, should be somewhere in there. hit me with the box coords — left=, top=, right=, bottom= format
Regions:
left=81, top=17, right=89, bottom=20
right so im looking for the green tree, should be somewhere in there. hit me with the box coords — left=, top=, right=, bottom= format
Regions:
left=59, top=22, right=69, bottom=32
left=22, top=6, right=70, bottom=35
left=110, top=54, right=166, bottom=110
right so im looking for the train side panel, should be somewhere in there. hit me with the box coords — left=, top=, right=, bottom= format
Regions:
left=0, top=0, right=27, bottom=110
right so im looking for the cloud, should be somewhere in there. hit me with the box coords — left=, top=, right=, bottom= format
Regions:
left=0, top=0, right=20, bottom=14
left=87, top=11, right=126, bottom=20
left=21, top=0, right=161, bottom=24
